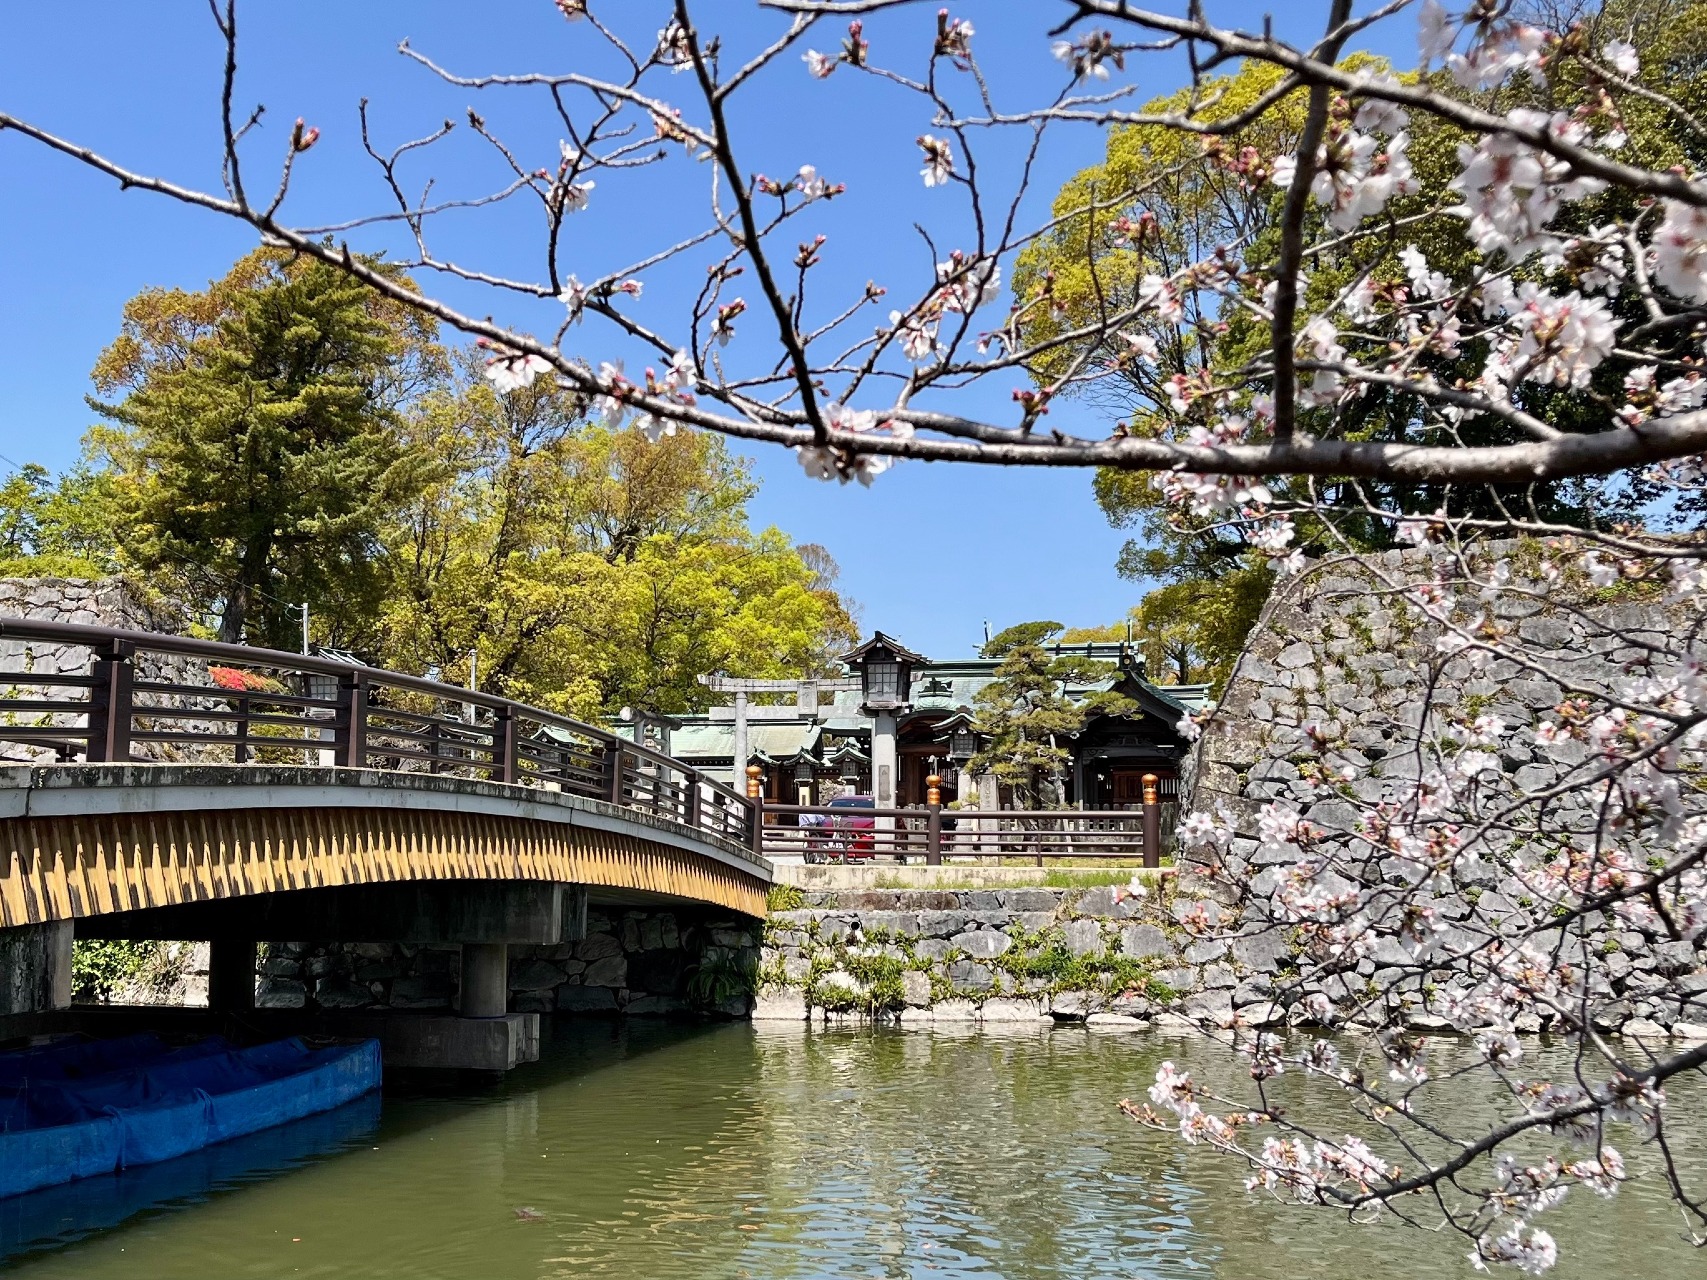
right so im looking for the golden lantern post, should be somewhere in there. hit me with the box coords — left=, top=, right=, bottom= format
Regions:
left=1141, top=772, right=1160, bottom=869
left=747, top=764, right=765, bottom=857
left=925, top=774, right=943, bottom=866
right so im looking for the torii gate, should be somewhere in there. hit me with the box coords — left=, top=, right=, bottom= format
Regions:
left=697, top=674, right=860, bottom=790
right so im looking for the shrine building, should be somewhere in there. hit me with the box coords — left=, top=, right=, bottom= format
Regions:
left=618, top=632, right=1210, bottom=814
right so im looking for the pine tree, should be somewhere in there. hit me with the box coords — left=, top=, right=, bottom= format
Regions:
left=93, top=253, right=435, bottom=647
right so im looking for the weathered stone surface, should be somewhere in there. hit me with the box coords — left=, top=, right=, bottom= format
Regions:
left=558, top=985, right=618, bottom=1012
left=510, top=959, right=569, bottom=992
left=576, top=933, right=624, bottom=963
left=947, top=960, right=994, bottom=991
left=901, top=970, right=932, bottom=1007
left=980, top=998, right=1047, bottom=1023
left=313, top=977, right=371, bottom=1009
left=1064, top=919, right=1104, bottom=957
left=1653, top=940, right=1700, bottom=977
left=952, top=930, right=1012, bottom=961
left=1002, top=889, right=1061, bottom=913
left=1230, top=929, right=1290, bottom=972
left=582, top=955, right=628, bottom=988
left=1120, top=924, right=1170, bottom=961
left=1182, top=989, right=1235, bottom=1025
left=754, top=989, right=812, bottom=1024
left=256, top=977, right=306, bottom=1009
left=930, top=999, right=980, bottom=1022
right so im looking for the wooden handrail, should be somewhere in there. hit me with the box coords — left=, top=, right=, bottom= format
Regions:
left=0, top=615, right=758, bottom=852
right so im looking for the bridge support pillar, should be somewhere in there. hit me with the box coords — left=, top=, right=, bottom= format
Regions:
left=459, top=942, right=509, bottom=1018
left=208, top=938, right=257, bottom=1013
left=0, top=920, right=72, bottom=1016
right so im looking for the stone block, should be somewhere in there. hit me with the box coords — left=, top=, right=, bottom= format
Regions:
left=513, top=989, right=556, bottom=1014
left=313, top=977, right=372, bottom=1009
left=1652, top=940, right=1699, bottom=976
left=947, top=960, right=993, bottom=990
left=753, top=989, right=809, bottom=1020
left=558, top=985, right=618, bottom=1013
left=930, top=999, right=980, bottom=1022
left=980, top=998, right=1047, bottom=1023
left=1238, top=1001, right=1284, bottom=1027
left=901, top=971, right=932, bottom=1007
left=256, top=978, right=306, bottom=1009
left=993, top=889, right=1054, bottom=914
left=1188, top=935, right=1229, bottom=969
left=1065, top=919, right=1104, bottom=957
left=509, top=958, right=569, bottom=992
left=952, top=930, right=1012, bottom=960
left=917, top=911, right=970, bottom=938
left=1119, top=924, right=1170, bottom=961
left=576, top=933, right=623, bottom=962
left=1182, top=989, right=1235, bottom=1026
left=1229, top=929, right=1289, bottom=971
left=582, top=955, right=628, bottom=988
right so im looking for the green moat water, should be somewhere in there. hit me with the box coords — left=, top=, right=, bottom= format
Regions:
left=3, top=1021, right=1702, bottom=1278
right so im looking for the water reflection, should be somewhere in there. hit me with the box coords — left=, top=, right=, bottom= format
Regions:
left=3, top=1021, right=1701, bottom=1279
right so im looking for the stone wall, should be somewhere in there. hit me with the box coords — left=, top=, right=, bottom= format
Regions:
left=755, top=883, right=1243, bottom=1027
left=256, top=905, right=760, bottom=1019
left=1186, top=542, right=1707, bottom=1043
left=0, top=577, right=211, bottom=763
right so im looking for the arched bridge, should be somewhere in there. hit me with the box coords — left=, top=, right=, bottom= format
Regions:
left=0, top=619, right=771, bottom=1066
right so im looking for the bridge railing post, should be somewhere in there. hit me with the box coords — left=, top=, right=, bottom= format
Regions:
left=494, top=705, right=519, bottom=784
left=332, top=672, right=369, bottom=768
left=87, top=640, right=135, bottom=764
left=604, top=738, right=625, bottom=805
left=683, top=769, right=702, bottom=831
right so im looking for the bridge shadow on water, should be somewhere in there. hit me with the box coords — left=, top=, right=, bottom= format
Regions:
left=0, top=1015, right=728, bottom=1265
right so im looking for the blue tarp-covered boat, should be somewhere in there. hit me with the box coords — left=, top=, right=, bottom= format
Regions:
left=0, top=1033, right=382, bottom=1199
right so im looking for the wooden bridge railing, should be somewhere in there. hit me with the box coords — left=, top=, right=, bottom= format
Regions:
left=0, top=618, right=758, bottom=853
left=753, top=772, right=1166, bottom=867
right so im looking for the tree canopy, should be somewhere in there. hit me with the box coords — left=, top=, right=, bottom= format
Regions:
left=4, top=250, right=855, bottom=719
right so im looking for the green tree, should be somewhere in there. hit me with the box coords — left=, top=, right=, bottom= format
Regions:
left=376, top=360, right=857, bottom=717
left=0, top=462, right=122, bottom=578
left=1020, top=12, right=1703, bottom=684
left=91, top=249, right=443, bottom=648
left=972, top=622, right=1135, bottom=808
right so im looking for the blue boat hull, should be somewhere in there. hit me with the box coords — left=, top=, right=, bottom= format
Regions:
left=0, top=1037, right=382, bottom=1200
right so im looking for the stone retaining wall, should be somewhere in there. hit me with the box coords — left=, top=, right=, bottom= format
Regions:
left=1185, top=542, right=1707, bottom=1044
left=257, top=905, right=760, bottom=1019
left=756, top=885, right=1225, bottom=1027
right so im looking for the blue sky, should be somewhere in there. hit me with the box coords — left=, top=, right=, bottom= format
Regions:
left=0, top=2, right=1414, bottom=658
